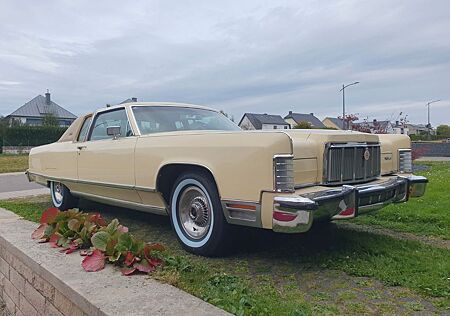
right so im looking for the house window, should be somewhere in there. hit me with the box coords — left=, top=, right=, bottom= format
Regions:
left=274, top=126, right=278, bottom=129
left=284, top=126, right=288, bottom=129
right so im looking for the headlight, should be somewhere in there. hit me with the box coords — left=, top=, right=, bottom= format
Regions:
left=398, top=149, right=412, bottom=173
left=274, top=155, right=294, bottom=192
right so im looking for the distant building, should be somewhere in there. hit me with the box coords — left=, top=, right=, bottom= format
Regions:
left=352, top=119, right=393, bottom=134
left=391, top=121, right=409, bottom=135
left=120, top=97, right=138, bottom=104
left=284, top=111, right=325, bottom=128
left=407, top=123, right=435, bottom=135
left=238, top=113, right=290, bottom=130
left=6, top=91, right=76, bottom=127
left=322, top=117, right=344, bottom=130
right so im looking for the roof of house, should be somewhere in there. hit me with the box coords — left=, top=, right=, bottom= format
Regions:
left=239, top=113, right=289, bottom=129
left=7, top=95, right=76, bottom=119
left=324, top=117, right=344, bottom=129
left=284, top=112, right=325, bottom=128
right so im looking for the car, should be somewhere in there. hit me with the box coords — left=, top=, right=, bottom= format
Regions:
left=27, top=102, right=428, bottom=256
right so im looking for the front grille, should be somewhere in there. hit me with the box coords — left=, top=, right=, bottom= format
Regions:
left=325, top=143, right=380, bottom=184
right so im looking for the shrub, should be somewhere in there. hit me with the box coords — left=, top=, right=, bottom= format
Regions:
left=32, top=208, right=165, bottom=275
left=2, top=126, right=67, bottom=146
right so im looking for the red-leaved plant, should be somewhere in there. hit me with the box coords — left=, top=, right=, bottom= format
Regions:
left=32, top=208, right=165, bottom=275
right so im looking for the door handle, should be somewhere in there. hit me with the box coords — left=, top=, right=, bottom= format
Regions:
left=77, top=145, right=87, bottom=150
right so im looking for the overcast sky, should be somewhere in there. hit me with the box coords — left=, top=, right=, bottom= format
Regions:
left=0, top=0, right=449, bottom=125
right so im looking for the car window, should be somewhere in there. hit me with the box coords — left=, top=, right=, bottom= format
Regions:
left=77, top=116, right=92, bottom=142
left=132, top=106, right=240, bottom=135
left=88, top=108, right=133, bottom=141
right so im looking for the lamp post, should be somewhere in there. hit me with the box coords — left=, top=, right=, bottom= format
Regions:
left=426, top=99, right=440, bottom=131
left=340, top=81, right=360, bottom=130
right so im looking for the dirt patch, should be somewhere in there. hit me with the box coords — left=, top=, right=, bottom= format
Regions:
left=337, top=221, right=450, bottom=249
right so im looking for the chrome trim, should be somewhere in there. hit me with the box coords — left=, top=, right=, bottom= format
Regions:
left=221, top=200, right=261, bottom=228
left=27, top=171, right=157, bottom=192
left=398, top=149, right=412, bottom=173
left=273, top=154, right=295, bottom=193
left=323, top=142, right=381, bottom=185
left=272, top=174, right=427, bottom=233
left=71, top=191, right=167, bottom=215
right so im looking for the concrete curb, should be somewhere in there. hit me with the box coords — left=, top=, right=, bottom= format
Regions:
left=0, top=172, right=26, bottom=177
left=0, top=208, right=230, bottom=316
left=0, top=189, right=50, bottom=200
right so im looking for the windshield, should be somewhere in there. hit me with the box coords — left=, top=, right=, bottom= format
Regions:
left=132, top=106, right=240, bottom=135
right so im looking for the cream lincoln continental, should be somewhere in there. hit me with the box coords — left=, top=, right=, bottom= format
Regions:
left=27, top=102, right=428, bottom=256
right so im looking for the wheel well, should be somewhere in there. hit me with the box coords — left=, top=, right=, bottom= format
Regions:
left=156, top=164, right=218, bottom=204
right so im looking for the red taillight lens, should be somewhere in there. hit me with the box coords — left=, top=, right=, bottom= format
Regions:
left=273, top=210, right=298, bottom=222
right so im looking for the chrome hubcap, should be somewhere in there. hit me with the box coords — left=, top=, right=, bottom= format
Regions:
left=178, top=186, right=211, bottom=240
left=53, top=182, right=63, bottom=204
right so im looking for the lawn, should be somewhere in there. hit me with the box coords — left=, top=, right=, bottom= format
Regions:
left=352, top=162, right=450, bottom=239
left=0, top=154, right=29, bottom=173
left=1, top=194, right=449, bottom=315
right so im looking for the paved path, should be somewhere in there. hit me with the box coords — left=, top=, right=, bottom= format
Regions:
left=0, top=172, right=49, bottom=199
left=415, top=156, right=450, bottom=161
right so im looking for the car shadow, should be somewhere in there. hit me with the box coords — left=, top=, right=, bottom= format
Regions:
left=77, top=198, right=384, bottom=260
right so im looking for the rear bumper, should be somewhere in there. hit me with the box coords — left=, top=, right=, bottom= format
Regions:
left=272, top=175, right=428, bottom=233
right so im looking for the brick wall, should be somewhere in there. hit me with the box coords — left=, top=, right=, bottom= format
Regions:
left=412, top=142, right=450, bottom=157
left=0, top=245, right=86, bottom=316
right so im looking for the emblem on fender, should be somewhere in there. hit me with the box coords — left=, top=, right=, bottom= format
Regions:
left=363, top=148, right=370, bottom=161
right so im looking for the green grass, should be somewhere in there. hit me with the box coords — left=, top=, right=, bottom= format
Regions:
left=352, top=162, right=450, bottom=239
left=1, top=196, right=449, bottom=315
left=0, top=154, right=29, bottom=173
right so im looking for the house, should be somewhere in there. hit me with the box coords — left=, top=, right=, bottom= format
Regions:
left=284, top=111, right=326, bottom=128
left=120, top=97, right=138, bottom=104
left=391, top=121, right=409, bottom=135
left=407, top=123, right=434, bottom=135
left=238, top=113, right=290, bottom=130
left=352, top=119, right=393, bottom=134
left=6, top=91, right=76, bottom=127
left=322, top=117, right=344, bottom=130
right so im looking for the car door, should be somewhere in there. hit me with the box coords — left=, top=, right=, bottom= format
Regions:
left=75, top=107, right=141, bottom=203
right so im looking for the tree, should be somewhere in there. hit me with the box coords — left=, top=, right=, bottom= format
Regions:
left=436, top=125, right=450, bottom=138
left=43, top=113, right=59, bottom=126
left=293, top=121, right=312, bottom=129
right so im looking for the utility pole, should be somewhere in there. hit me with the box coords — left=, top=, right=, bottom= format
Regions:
left=340, top=82, right=360, bottom=130
left=426, top=99, right=440, bottom=135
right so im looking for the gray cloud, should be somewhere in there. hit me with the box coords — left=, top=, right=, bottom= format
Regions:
left=0, top=0, right=449, bottom=125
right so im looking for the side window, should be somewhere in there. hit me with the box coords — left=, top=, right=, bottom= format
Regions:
left=88, top=109, right=133, bottom=141
left=77, top=116, right=92, bottom=142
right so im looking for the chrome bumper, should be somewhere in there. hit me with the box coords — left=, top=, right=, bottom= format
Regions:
left=273, top=175, right=428, bottom=233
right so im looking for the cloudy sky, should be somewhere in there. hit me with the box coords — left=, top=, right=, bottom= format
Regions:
left=0, top=0, right=449, bottom=125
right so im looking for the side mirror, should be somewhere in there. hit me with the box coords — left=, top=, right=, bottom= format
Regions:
left=106, top=126, right=121, bottom=139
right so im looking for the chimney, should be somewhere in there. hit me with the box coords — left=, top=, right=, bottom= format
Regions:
left=310, top=113, right=314, bottom=116
left=395, top=120, right=399, bottom=126
left=45, top=90, right=51, bottom=105
left=288, top=111, right=292, bottom=115
left=131, top=97, right=137, bottom=102
left=373, top=119, right=377, bottom=124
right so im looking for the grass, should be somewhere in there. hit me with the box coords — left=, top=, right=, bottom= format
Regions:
left=352, top=162, right=450, bottom=239
left=1, top=195, right=449, bottom=315
left=0, top=154, right=29, bottom=173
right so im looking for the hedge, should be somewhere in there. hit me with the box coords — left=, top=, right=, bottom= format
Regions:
left=1, top=126, right=68, bottom=147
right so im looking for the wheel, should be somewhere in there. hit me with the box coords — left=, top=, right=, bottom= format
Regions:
left=50, top=181, right=78, bottom=211
left=170, top=171, right=231, bottom=256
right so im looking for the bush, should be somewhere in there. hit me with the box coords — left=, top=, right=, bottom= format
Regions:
left=2, top=126, right=67, bottom=146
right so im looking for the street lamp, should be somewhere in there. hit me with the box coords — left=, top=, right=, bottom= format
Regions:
left=426, top=99, right=440, bottom=129
left=340, top=81, right=360, bottom=129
